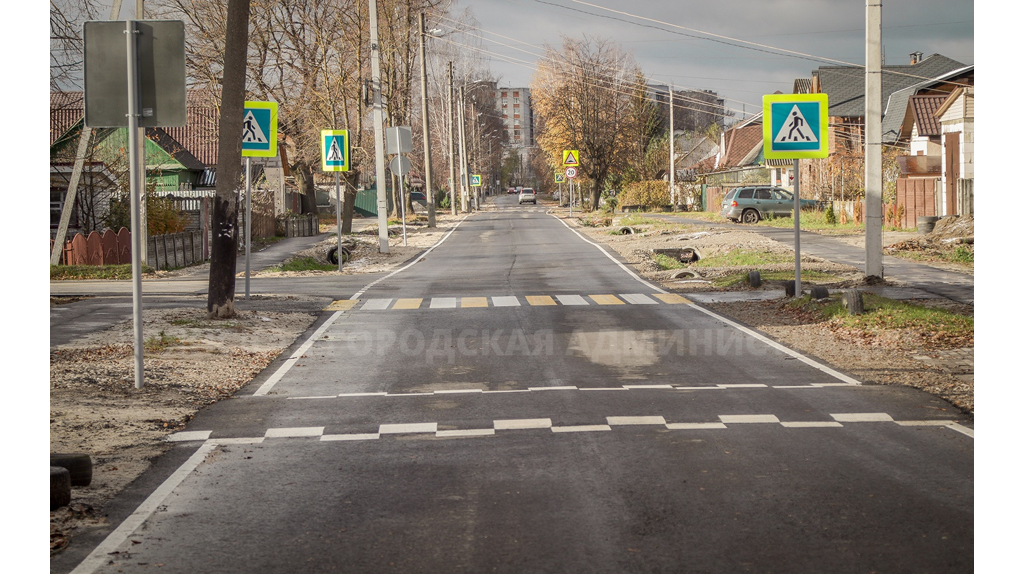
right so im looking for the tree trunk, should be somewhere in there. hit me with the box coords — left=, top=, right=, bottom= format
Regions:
left=340, top=170, right=359, bottom=234
left=294, top=161, right=316, bottom=214
left=206, top=0, right=251, bottom=319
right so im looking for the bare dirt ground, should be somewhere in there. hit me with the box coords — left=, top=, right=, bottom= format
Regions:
left=49, top=207, right=973, bottom=557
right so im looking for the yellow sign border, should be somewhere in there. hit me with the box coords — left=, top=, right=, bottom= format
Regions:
left=241, top=101, right=278, bottom=158
left=762, top=93, right=829, bottom=160
left=562, top=150, right=579, bottom=166
left=321, top=129, right=350, bottom=172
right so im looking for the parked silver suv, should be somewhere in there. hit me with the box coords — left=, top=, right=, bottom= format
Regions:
left=720, top=186, right=817, bottom=223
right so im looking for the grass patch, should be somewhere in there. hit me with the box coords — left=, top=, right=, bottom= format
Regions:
left=144, top=330, right=185, bottom=352
left=757, top=209, right=864, bottom=232
left=267, top=256, right=336, bottom=272
left=713, top=269, right=835, bottom=288
left=169, top=318, right=243, bottom=330
left=654, top=254, right=689, bottom=270
left=691, top=249, right=793, bottom=268
left=789, top=293, right=973, bottom=344
left=51, top=264, right=155, bottom=280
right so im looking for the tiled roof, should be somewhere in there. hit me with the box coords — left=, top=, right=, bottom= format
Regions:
left=718, top=124, right=763, bottom=169
left=880, top=65, right=973, bottom=143
left=910, top=95, right=948, bottom=137
left=793, top=79, right=812, bottom=94
left=50, top=90, right=220, bottom=166
left=816, top=54, right=965, bottom=119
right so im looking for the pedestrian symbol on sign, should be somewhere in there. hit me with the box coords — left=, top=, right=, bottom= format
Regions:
left=242, top=110, right=269, bottom=144
left=775, top=106, right=817, bottom=143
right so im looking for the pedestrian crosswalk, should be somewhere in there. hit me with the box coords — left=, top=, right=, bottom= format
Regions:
left=325, top=293, right=691, bottom=311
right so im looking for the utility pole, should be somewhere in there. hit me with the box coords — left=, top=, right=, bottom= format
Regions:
left=369, top=0, right=389, bottom=252
left=669, top=84, right=675, bottom=207
left=447, top=62, right=457, bottom=216
left=136, top=0, right=147, bottom=265
left=458, top=85, right=470, bottom=213
left=865, top=0, right=883, bottom=278
left=418, top=13, right=435, bottom=227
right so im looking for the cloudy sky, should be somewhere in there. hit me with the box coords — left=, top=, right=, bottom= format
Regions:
left=446, top=0, right=975, bottom=122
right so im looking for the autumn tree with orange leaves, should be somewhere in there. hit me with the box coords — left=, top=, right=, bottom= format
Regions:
left=532, top=35, right=638, bottom=210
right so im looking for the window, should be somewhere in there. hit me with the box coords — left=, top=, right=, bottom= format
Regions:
left=502, top=91, right=508, bottom=97
left=754, top=189, right=771, bottom=200
left=513, top=91, right=519, bottom=97
left=737, top=188, right=754, bottom=199
left=513, top=114, right=520, bottom=119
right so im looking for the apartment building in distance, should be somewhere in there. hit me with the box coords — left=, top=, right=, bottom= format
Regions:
left=494, top=87, right=535, bottom=147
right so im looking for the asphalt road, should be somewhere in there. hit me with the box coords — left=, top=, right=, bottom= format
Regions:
left=53, top=196, right=973, bottom=573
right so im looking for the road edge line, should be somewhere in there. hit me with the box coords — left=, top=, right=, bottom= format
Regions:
left=550, top=214, right=665, bottom=292
left=69, top=441, right=219, bottom=574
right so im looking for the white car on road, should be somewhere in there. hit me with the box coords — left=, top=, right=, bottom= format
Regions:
left=518, top=188, right=537, bottom=204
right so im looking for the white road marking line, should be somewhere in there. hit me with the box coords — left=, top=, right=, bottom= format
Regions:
left=551, top=214, right=664, bottom=292
left=620, top=293, right=658, bottom=305
left=528, top=386, right=578, bottom=391
left=69, top=441, right=219, bottom=574
left=253, top=311, right=344, bottom=396
left=607, top=416, right=667, bottom=426
left=665, top=422, right=728, bottom=430
left=351, top=218, right=466, bottom=300
left=719, top=414, right=781, bottom=424
left=337, top=392, right=388, bottom=397
left=830, top=413, right=894, bottom=422
left=623, top=384, right=674, bottom=389
left=379, top=422, right=438, bottom=434
left=321, top=433, right=380, bottom=441
left=673, top=386, right=726, bottom=391
left=437, top=429, right=495, bottom=438
left=361, top=298, right=393, bottom=311
left=895, top=420, right=962, bottom=427
left=287, top=396, right=337, bottom=400
left=165, top=431, right=212, bottom=442
left=434, top=389, right=484, bottom=394
left=552, top=425, right=612, bottom=433
left=718, top=384, right=768, bottom=388
left=495, top=418, right=552, bottom=430
left=430, top=297, right=457, bottom=309
left=780, top=421, right=845, bottom=428
left=265, top=427, right=324, bottom=438
left=580, top=387, right=629, bottom=391
left=773, top=385, right=823, bottom=389
left=556, top=294, right=589, bottom=306
left=688, top=304, right=863, bottom=386
left=947, top=423, right=974, bottom=438
left=492, top=296, right=521, bottom=307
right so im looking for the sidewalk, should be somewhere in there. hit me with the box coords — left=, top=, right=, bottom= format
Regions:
left=649, top=213, right=973, bottom=304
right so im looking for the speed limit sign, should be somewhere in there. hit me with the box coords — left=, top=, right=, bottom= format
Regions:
left=565, top=166, right=577, bottom=179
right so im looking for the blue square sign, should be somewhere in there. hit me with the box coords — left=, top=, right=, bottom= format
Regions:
left=763, top=94, right=829, bottom=159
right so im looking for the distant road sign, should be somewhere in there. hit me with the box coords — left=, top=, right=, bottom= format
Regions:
left=565, top=166, right=577, bottom=179
left=562, top=150, right=579, bottom=166
left=389, top=155, right=411, bottom=176
left=242, top=101, right=278, bottom=157
left=762, top=94, right=829, bottom=159
left=555, top=173, right=565, bottom=183
left=321, top=130, right=350, bottom=172
left=470, top=175, right=482, bottom=187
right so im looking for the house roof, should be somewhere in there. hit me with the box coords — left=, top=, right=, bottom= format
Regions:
left=881, top=65, right=974, bottom=143
left=814, top=54, right=965, bottom=119
left=718, top=123, right=763, bottom=169
left=50, top=90, right=220, bottom=166
left=909, top=94, right=949, bottom=137
left=793, top=79, right=813, bottom=94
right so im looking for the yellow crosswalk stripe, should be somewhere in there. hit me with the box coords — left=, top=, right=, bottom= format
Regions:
left=392, top=298, right=423, bottom=309
left=526, top=296, right=557, bottom=306
left=590, top=294, right=625, bottom=305
left=324, top=300, right=359, bottom=311
left=652, top=293, right=691, bottom=304
left=460, top=297, right=489, bottom=308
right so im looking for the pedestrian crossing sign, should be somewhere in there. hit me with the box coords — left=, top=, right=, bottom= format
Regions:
left=562, top=150, right=579, bottom=166
left=555, top=173, right=565, bottom=183
left=762, top=94, right=828, bottom=159
left=241, top=101, right=278, bottom=158
left=321, top=130, right=350, bottom=172
left=470, top=175, right=482, bottom=187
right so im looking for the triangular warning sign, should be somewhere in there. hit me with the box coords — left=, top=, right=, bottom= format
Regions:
left=564, top=152, right=577, bottom=165
left=327, top=137, right=344, bottom=161
left=774, top=105, right=817, bottom=144
left=242, top=110, right=269, bottom=144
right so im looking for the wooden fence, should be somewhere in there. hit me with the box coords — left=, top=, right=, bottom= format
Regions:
left=51, top=228, right=206, bottom=270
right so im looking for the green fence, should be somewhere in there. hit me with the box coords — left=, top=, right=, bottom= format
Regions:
left=353, top=188, right=394, bottom=217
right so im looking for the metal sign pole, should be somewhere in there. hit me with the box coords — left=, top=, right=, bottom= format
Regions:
left=245, top=156, right=251, bottom=299
left=793, top=158, right=802, bottom=296
left=398, top=159, right=408, bottom=246
left=125, top=20, right=145, bottom=389
left=336, top=172, right=343, bottom=272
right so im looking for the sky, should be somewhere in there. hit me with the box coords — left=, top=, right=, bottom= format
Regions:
left=451, top=0, right=975, bottom=123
